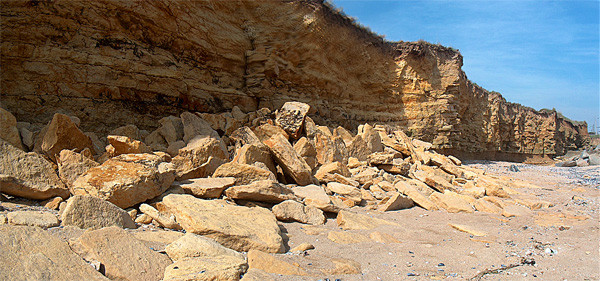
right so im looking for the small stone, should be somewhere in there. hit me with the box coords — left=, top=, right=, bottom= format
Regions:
left=369, top=231, right=401, bottom=243
left=378, top=192, right=414, bottom=212
left=449, top=223, right=487, bottom=237
left=42, top=196, right=63, bottom=210
left=324, top=258, right=362, bottom=275
left=290, top=243, right=315, bottom=252
left=327, top=182, right=361, bottom=203
left=139, top=203, right=181, bottom=230
left=135, top=214, right=153, bottom=224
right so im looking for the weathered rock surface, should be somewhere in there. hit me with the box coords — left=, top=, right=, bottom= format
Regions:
left=213, top=162, right=277, bottom=185
left=336, top=210, right=397, bottom=230
left=139, top=203, right=181, bottom=230
left=327, top=231, right=370, bottom=244
left=263, top=133, right=314, bottom=186
left=7, top=211, right=59, bottom=228
left=166, top=233, right=245, bottom=261
left=164, top=255, right=247, bottom=281
left=233, top=144, right=277, bottom=174
left=171, top=136, right=228, bottom=180
left=39, top=113, right=95, bottom=162
left=163, top=194, right=284, bottom=253
left=0, top=140, right=69, bottom=200
left=0, top=107, right=24, bottom=150
left=224, top=180, right=298, bottom=203
left=106, top=135, right=151, bottom=156
left=71, top=153, right=175, bottom=208
left=57, top=149, right=99, bottom=188
left=174, top=177, right=236, bottom=198
left=0, top=225, right=108, bottom=281
left=275, top=101, right=310, bottom=139
left=247, top=249, right=308, bottom=276
left=272, top=200, right=326, bottom=225
left=71, top=226, right=172, bottom=281
left=60, top=195, right=136, bottom=229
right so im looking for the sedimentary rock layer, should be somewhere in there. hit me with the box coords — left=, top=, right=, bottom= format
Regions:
left=0, top=0, right=588, bottom=158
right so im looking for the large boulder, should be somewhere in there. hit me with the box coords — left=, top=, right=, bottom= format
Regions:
left=181, top=111, right=220, bottom=143
left=293, top=137, right=318, bottom=170
left=275, top=101, right=310, bottom=139
left=39, top=113, right=94, bottom=162
left=57, top=149, right=99, bottom=188
left=314, top=133, right=348, bottom=165
left=0, top=107, right=24, bottom=150
left=263, top=134, right=314, bottom=186
left=224, top=180, right=298, bottom=203
left=0, top=140, right=69, bottom=200
left=213, top=162, right=277, bottom=185
left=0, top=225, right=108, bottom=281
left=60, top=195, right=136, bottom=229
left=71, top=226, right=172, bottom=281
left=163, top=194, right=284, bottom=253
left=233, top=144, right=277, bottom=174
left=171, top=136, right=228, bottom=180
left=71, top=153, right=175, bottom=209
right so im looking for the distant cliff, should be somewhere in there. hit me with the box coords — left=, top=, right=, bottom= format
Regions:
left=0, top=0, right=589, bottom=159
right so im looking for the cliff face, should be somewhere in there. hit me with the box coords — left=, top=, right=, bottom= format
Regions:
left=0, top=0, right=589, bottom=158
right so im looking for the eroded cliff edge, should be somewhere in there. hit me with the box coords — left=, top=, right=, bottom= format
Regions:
left=0, top=0, right=589, bottom=159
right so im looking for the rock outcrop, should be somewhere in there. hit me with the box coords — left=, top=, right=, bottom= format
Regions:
left=0, top=0, right=588, bottom=159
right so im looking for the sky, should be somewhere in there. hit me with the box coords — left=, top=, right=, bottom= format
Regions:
left=330, top=0, right=600, bottom=132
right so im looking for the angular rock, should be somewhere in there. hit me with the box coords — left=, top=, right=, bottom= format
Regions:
left=449, top=223, right=487, bottom=237
left=0, top=225, right=108, bottom=281
left=336, top=210, right=397, bottom=230
left=172, top=136, right=228, bottom=180
left=333, top=126, right=355, bottom=146
left=429, top=191, right=474, bottom=213
left=139, top=203, right=181, bottom=230
left=275, top=101, right=310, bottom=139
left=213, top=162, right=277, bottom=185
left=247, top=249, right=308, bottom=276
left=327, top=231, right=370, bottom=244
left=0, top=107, right=24, bottom=150
left=395, top=181, right=438, bottom=210
left=359, top=124, right=384, bottom=154
left=291, top=185, right=337, bottom=212
left=293, top=137, right=318, bottom=169
left=253, top=123, right=289, bottom=142
left=314, top=133, right=348, bottom=165
left=0, top=140, right=69, bottom=200
left=378, top=160, right=410, bottom=176
left=290, top=243, right=315, bottom=252
left=272, top=200, right=326, bottom=225
left=158, top=116, right=184, bottom=144
left=181, top=111, right=220, bottom=143
left=378, top=192, right=414, bottom=211
left=325, top=258, right=362, bottom=275
left=60, top=195, right=136, bottom=229
left=166, top=233, right=245, bottom=261
left=42, top=196, right=63, bottom=210
left=233, top=143, right=277, bottom=174
left=314, top=161, right=351, bottom=183
left=264, top=133, right=314, bottom=186
left=367, top=152, right=396, bottom=165
left=163, top=194, right=284, bottom=253
left=230, top=126, right=263, bottom=147
left=106, top=135, right=151, bottom=156
left=502, top=203, right=532, bottom=217
left=448, top=155, right=462, bottom=166
left=474, top=198, right=503, bottom=214
left=224, top=180, right=298, bottom=203
left=40, top=113, right=94, bottom=162
left=327, top=182, right=361, bottom=203
left=71, top=153, right=175, bottom=209
left=369, top=231, right=401, bottom=243
left=18, top=125, right=34, bottom=151
left=347, top=135, right=370, bottom=161
left=131, top=230, right=184, bottom=252
left=109, top=124, right=141, bottom=140
left=479, top=177, right=510, bottom=198
left=72, top=226, right=172, bottom=281
left=7, top=211, right=59, bottom=229
left=174, top=177, right=236, bottom=198
left=164, top=256, right=247, bottom=281
left=240, top=268, right=276, bottom=281
left=57, top=149, right=99, bottom=188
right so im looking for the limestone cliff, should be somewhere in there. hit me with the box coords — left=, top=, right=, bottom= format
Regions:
left=0, top=0, right=589, bottom=159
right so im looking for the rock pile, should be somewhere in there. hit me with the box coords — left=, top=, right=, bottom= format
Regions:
left=0, top=102, right=553, bottom=280
left=555, top=149, right=600, bottom=167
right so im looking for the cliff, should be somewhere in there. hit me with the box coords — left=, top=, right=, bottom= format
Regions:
left=0, top=0, right=589, bottom=159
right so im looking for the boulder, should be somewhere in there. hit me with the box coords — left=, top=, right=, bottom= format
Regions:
left=336, top=210, right=398, bottom=230
left=0, top=225, right=108, bottom=281
left=264, top=134, right=315, bottom=185
left=314, top=161, right=351, bottom=183
left=0, top=140, right=69, bottom=200
left=473, top=198, right=503, bottom=214
left=224, top=180, right=298, bottom=203
left=327, top=182, right=361, bottom=204
left=57, top=149, right=99, bottom=188
left=213, top=162, right=277, bottom=185
left=253, top=123, right=289, bottom=142
left=291, top=185, right=337, bottom=212
left=247, top=249, right=308, bottom=276
left=272, top=200, right=326, bottom=225
left=164, top=255, right=247, bottom=281
left=293, top=137, right=318, bottom=170
left=106, top=135, right=151, bottom=156
left=60, top=195, right=136, bottom=229
left=71, top=226, right=172, bottom=281
left=7, top=211, right=59, bottom=229
left=395, top=181, right=438, bottom=210
left=333, top=126, right=355, bottom=146
left=39, top=113, right=94, bottom=162
left=314, top=133, right=348, bottom=165
left=171, top=136, right=228, bottom=180
left=71, top=153, right=175, bottom=209
left=166, top=233, right=245, bottom=261
left=275, top=101, right=310, bottom=139
left=230, top=126, right=263, bottom=147
left=181, top=111, right=220, bottom=143
left=359, top=124, right=384, bottom=154
left=163, top=194, right=284, bottom=253
left=109, top=124, right=141, bottom=140
left=347, top=135, right=370, bottom=161
left=174, top=177, right=236, bottom=198
left=233, top=143, right=277, bottom=174
left=131, top=230, right=184, bottom=253
left=0, top=107, right=24, bottom=150
left=377, top=192, right=414, bottom=211
left=429, top=191, right=474, bottom=213
left=139, top=203, right=181, bottom=230
left=589, top=154, right=600, bottom=165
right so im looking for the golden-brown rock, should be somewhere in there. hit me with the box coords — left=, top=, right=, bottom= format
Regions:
left=263, top=133, right=314, bottom=185
left=213, top=162, right=277, bottom=185
left=39, top=113, right=94, bottom=162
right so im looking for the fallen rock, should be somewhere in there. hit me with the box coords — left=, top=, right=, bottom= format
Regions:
left=327, top=231, right=370, bottom=244
left=165, top=233, right=245, bottom=261
left=57, top=149, right=99, bottom=188
left=131, top=229, right=184, bottom=252
left=0, top=107, right=24, bottom=150
left=473, top=198, right=503, bottom=214
left=263, top=133, right=314, bottom=186
left=39, top=113, right=94, bottom=162
left=181, top=111, right=220, bottom=143
left=324, top=258, right=362, bottom=275
left=449, top=223, right=487, bottom=237
left=164, top=256, right=247, bottom=281
left=253, top=123, right=289, bottom=142
left=42, top=196, right=63, bottom=210
left=213, top=162, right=277, bottom=185
left=60, top=195, right=136, bottom=229
left=139, top=203, right=181, bottom=230
left=233, top=143, right=277, bottom=174
left=174, top=177, right=236, bottom=198
left=395, top=181, right=438, bottom=210
left=71, top=153, right=175, bottom=208
left=247, top=249, right=308, bottom=276
left=109, top=124, right=141, bottom=140
left=0, top=225, right=108, bottom=280
left=230, top=126, right=263, bottom=147
left=291, top=185, right=337, bottom=212
left=171, top=136, right=228, bottom=180
left=369, top=231, right=401, bottom=243
left=71, top=226, right=172, bottom=281
left=163, top=194, right=284, bottom=253
left=502, top=203, right=532, bottom=217
left=336, top=210, right=398, bottom=230
left=275, top=101, right=310, bottom=139
left=293, top=137, right=318, bottom=169
left=347, top=135, right=370, bottom=161
left=106, top=135, right=151, bottom=156
left=378, top=192, right=414, bottom=211
left=0, top=140, right=69, bottom=200
left=290, top=243, right=315, bottom=252
left=359, top=124, right=384, bottom=154
left=429, top=191, right=474, bottom=213
left=314, top=161, right=351, bottom=183
left=327, top=182, right=362, bottom=203
left=272, top=200, right=326, bottom=225
left=314, top=132, right=348, bottom=165
left=224, top=180, right=298, bottom=203
left=7, top=211, right=59, bottom=229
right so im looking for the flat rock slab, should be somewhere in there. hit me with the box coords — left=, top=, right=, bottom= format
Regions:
left=0, top=225, right=108, bottom=281
left=224, top=180, right=298, bottom=203
left=60, top=195, right=136, bottom=229
left=272, top=200, right=325, bottom=225
left=71, top=226, right=172, bottom=281
left=247, top=249, right=308, bottom=276
left=164, top=256, right=247, bottom=281
left=213, top=162, right=277, bottom=185
left=336, top=210, right=398, bottom=230
left=166, top=233, right=244, bottom=261
left=175, top=177, right=236, bottom=198
left=163, top=194, right=284, bottom=253
left=7, top=211, right=59, bottom=229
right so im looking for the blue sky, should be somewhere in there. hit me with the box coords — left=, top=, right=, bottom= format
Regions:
left=330, top=0, right=600, bottom=132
